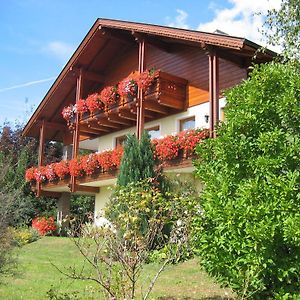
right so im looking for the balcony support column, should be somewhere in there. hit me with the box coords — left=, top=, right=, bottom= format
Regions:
left=70, top=68, right=83, bottom=192
left=57, top=192, right=71, bottom=229
left=36, top=119, right=45, bottom=197
left=208, top=50, right=219, bottom=138
left=136, top=39, right=146, bottom=140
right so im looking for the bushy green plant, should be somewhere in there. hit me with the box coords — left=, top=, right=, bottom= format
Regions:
left=193, top=62, right=300, bottom=299
left=11, top=227, right=40, bottom=247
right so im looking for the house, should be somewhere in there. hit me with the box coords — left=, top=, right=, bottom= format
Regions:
left=22, top=19, right=275, bottom=225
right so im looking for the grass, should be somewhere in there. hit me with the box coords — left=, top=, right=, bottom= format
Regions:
left=0, top=237, right=233, bottom=299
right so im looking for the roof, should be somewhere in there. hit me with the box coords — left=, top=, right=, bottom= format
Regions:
left=23, top=18, right=276, bottom=140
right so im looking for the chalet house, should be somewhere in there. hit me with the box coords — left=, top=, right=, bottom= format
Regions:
left=23, top=19, right=274, bottom=225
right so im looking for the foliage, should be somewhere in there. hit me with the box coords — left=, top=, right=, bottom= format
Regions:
left=0, top=123, right=57, bottom=227
left=32, top=216, right=57, bottom=236
left=193, top=62, right=300, bottom=299
left=117, top=131, right=155, bottom=186
left=10, top=226, right=40, bottom=247
left=263, top=0, right=300, bottom=61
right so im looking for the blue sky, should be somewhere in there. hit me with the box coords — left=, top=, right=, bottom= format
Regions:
left=0, top=0, right=280, bottom=125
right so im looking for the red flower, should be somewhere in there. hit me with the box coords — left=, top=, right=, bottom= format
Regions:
left=153, top=135, right=179, bottom=160
left=34, top=167, right=46, bottom=183
left=100, top=86, right=117, bottom=105
left=111, top=146, right=124, bottom=167
left=177, top=129, right=209, bottom=155
left=75, top=99, right=88, bottom=114
left=25, top=167, right=35, bottom=182
left=32, top=216, right=56, bottom=236
left=86, top=93, right=102, bottom=114
left=137, top=70, right=155, bottom=92
left=69, top=159, right=83, bottom=177
left=81, top=154, right=99, bottom=175
left=53, top=161, right=69, bottom=179
left=62, top=105, right=74, bottom=122
left=44, top=164, right=56, bottom=181
left=118, top=77, right=137, bottom=98
left=97, top=150, right=114, bottom=171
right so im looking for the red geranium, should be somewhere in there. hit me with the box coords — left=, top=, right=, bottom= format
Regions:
left=25, top=167, right=35, bottom=182
left=34, top=167, right=46, bottom=183
left=153, top=135, right=179, bottom=160
left=32, top=216, right=56, bottom=236
left=86, top=93, right=102, bottom=114
left=177, top=128, right=210, bottom=155
left=69, top=158, right=83, bottom=177
left=97, top=150, right=114, bottom=171
left=111, top=146, right=124, bottom=168
left=75, top=99, right=88, bottom=115
left=118, top=77, right=137, bottom=99
left=53, top=161, right=69, bottom=179
left=62, top=105, right=74, bottom=122
left=137, top=70, right=155, bottom=92
left=81, top=153, right=99, bottom=175
left=100, top=86, right=117, bottom=106
left=44, top=164, right=56, bottom=181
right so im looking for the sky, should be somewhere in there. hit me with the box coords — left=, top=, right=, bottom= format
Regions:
left=0, top=0, right=281, bottom=125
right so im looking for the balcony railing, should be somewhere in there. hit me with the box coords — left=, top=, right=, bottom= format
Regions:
left=62, top=70, right=188, bottom=137
left=25, top=128, right=209, bottom=186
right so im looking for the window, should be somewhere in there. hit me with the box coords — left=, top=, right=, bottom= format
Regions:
left=146, top=125, right=160, bottom=139
left=179, top=116, right=195, bottom=131
left=115, top=135, right=127, bottom=147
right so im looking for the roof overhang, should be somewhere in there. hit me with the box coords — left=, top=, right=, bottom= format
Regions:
left=22, top=18, right=277, bottom=141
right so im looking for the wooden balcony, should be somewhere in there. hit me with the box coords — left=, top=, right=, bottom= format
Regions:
left=79, top=71, right=188, bottom=138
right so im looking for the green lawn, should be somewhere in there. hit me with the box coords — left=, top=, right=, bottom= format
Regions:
left=0, top=237, right=233, bottom=299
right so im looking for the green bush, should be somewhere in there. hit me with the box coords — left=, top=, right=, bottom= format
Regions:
left=11, top=227, right=40, bottom=246
left=193, top=62, right=300, bottom=299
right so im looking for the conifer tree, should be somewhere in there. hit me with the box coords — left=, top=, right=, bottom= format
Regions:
left=117, top=131, right=155, bottom=186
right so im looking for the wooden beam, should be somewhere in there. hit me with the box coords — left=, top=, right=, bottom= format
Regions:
left=144, top=100, right=169, bottom=115
left=42, top=121, right=67, bottom=131
left=158, top=96, right=185, bottom=110
left=70, top=67, right=104, bottom=83
left=98, top=27, right=134, bottom=45
left=69, top=184, right=100, bottom=194
left=118, top=109, right=137, bottom=121
left=136, top=39, right=146, bottom=140
left=79, top=124, right=107, bottom=135
left=132, top=31, right=171, bottom=53
left=107, top=113, right=134, bottom=126
left=96, top=118, right=121, bottom=129
left=36, top=120, right=45, bottom=197
left=71, top=69, right=83, bottom=193
left=208, top=50, right=219, bottom=139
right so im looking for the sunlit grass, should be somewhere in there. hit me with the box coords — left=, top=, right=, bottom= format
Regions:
left=0, top=237, right=233, bottom=299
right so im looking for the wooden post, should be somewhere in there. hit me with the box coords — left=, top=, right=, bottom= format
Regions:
left=36, top=120, right=45, bottom=197
left=70, top=68, right=83, bottom=192
left=208, top=50, right=219, bottom=138
left=136, top=39, right=146, bottom=140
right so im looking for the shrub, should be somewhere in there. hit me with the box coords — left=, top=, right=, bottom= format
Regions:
left=11, top=227, right=40, bottom=246
left=32, top=216, right=57, bottom=236
left=193, top=62, right=300, bottom=299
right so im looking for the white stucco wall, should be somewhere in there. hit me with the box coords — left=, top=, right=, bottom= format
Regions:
left=94, top=186, right=114, bottom=226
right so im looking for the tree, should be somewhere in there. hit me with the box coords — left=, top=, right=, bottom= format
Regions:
left=117, top=131, right=155, bottom=186
left=263, top=0, right=300, bottom=61
left=193, top=62, right=300, bottom=299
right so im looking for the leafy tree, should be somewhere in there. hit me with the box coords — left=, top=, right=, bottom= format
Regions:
left=263, top=0, right=300, bottom=61
left=117, top=131, right=155, bottom=186
left=193, top=62, right=300, bottom=299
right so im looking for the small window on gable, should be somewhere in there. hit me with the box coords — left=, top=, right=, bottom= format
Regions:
left=179, top=116, right=195, bottom=132
left=115, top=135, right=127, bottom=147
left=146, top=125, right=160, bottom=139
